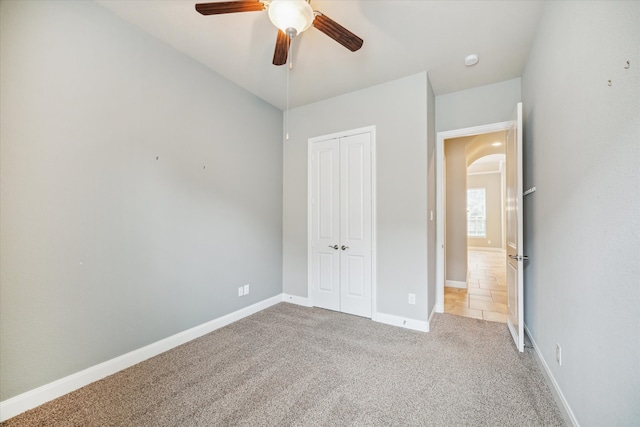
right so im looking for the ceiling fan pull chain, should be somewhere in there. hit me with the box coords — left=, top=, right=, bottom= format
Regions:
left=288, top=30, right=294, bottom=70
left=285, top=36, right=291, bottom=141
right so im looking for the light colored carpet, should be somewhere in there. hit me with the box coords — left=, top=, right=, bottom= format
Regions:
left=2, top=303, right=565, bottom=426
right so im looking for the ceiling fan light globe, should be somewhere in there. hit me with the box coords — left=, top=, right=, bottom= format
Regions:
left=268, top=0, right=314, bottom=36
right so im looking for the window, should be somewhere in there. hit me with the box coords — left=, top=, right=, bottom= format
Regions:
left=467, top=188, right=486, bottom=237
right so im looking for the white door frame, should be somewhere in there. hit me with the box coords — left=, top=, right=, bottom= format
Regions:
left=307, top=125, right=377, bottom=317
left=435, top=121, right=511, bottom=312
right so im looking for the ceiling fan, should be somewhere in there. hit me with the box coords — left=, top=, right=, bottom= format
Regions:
left=195, top=0, right=364, bottom=66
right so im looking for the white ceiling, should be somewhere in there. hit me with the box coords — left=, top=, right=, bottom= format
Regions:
left=96, top=0, right=544, bottom=110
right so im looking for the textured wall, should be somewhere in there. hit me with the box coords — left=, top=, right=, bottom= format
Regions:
left=521, top=1, right=640, bottom=424
left=282, top=73, right=430, bottom=321
left=0, top=0, right=282, bottom=400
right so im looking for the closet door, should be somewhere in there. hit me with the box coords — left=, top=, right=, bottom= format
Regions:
left=339, top=133, right=372, bottom=318
left=309, top=131, right=372, bottom=318
left=310, top=138, right=341, bottom=311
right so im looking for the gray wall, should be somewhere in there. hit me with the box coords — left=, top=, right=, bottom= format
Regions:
left=467, top=172, right=502, bottom=249
left=436, top=78, right=521, bottom=132
left=521, top=1, right=639, bottom=424
left=282, top=72, right=430, bottom=321
left=0, top=0, right=282, bottom=400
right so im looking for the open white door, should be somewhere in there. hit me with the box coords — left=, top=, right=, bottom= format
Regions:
left=506, top=102, right=524, bottom=352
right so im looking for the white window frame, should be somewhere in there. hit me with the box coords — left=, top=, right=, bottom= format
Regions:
left=467, top=187, right=486, bottom=237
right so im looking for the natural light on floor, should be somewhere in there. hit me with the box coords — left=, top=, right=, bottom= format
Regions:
left=444, top=249, right=507, bottom=323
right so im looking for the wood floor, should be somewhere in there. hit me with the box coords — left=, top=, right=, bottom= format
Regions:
left=444, top=249, right=508, bottom=323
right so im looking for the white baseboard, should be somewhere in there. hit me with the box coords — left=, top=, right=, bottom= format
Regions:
left=281, top=293, right=312, bottom=307
left=524, top=324, right=579, bottom=427
left=445, top=280, right=467, bottom=289
left=373, top=312, right=429, bottom=332
left=284, top=295, right=430, bottom=333
left=468, top=246, right=505, bottom=253
left=0, top=294, right=283, bottom=422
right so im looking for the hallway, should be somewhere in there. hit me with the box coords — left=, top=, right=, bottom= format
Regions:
left=444, top=249, right=507, bottom=323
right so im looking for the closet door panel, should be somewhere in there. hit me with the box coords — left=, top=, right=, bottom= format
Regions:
left=339, top=133, right=372, bottom=318
left=310, top=139, right=340, bottom=311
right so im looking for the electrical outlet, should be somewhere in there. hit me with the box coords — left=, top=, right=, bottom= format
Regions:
left=238, top=286, right=244, bottom=297
left=244, top=284, right=250, bottom=295
left=556, top=343, right=562, bottom=366
left=408, top=293, right=416, bottom=305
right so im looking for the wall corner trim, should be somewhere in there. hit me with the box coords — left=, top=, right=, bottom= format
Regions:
left=373, top=312, right=429, bottom=333
left=428, top=306, right=438, bottom=324
left=524, top=324, right=580, bottom=427
left=0, top=294, right=283, bottom=422
left=282, top=293, right=312, bottom=307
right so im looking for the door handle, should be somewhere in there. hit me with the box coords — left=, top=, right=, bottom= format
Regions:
left=341, top=245, right=349, bottom=250
left=509, top=254, right=529, bottom=261
left=328, top=245, right=338, bottom=250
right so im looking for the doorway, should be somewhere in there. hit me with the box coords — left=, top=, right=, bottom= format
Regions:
left=437, top=104, right=525, bottom=351
left=444, top=145, right=508, bottom=322
left=435, top=121, right=512, bottom=315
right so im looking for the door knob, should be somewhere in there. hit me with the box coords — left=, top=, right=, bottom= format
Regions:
left=328, top=245, right=338, bottom=250
left=341, top=245, right=349, bottom=250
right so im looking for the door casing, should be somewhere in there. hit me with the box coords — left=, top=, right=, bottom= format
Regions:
left=307, top=125, right=377, bottom=317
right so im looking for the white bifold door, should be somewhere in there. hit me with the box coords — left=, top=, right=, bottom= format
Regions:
left=309, top=130, right=372, bottom=318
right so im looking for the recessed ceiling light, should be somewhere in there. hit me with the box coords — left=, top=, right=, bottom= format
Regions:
left=492, top=142, right=502, bottom=147
left=465, top=54, right=479, bottom=67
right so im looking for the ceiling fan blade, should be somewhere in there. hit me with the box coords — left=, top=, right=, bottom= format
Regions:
left=272, top=29, right=290, bottom=66
left=313, top=12, right=363, bottom=52
left=195, top=1, right=264, bottom=15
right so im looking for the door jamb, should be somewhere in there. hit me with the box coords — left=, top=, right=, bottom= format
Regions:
left=435, top=121, right=511, bottom=312
left=307, top=125, right=377, bottom=318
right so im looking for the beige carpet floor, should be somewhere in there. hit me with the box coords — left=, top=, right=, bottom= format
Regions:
left=2, top=303, right=565, bottom=426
